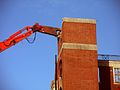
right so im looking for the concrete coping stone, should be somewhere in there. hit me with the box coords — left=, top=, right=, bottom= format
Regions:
left=62, top=17, right=96, bottom=24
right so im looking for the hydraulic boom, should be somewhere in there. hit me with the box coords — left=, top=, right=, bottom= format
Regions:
left=0, top=23, right=61, bottom=53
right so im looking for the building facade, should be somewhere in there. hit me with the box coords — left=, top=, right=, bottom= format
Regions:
left=51, top=18, right=120, bottom=90
left=98, top=59, right=120, bottom=90
left=56, top=17, right=98, bottom=90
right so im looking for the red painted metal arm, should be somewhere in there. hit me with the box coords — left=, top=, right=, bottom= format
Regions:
left=0, top=23, right=61, bottom=53
left=0, top=26, right=33, bottom=52
left=32, top=23, right=61, bottom=37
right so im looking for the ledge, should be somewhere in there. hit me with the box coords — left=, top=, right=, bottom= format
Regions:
left=62, top=17, right=96, bottom=24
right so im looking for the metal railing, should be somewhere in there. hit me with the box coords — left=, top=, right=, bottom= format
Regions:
left=98, top=54, right=120, bottom=60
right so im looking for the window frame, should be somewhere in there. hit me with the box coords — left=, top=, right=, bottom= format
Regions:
left=113, top=67, right=120, bottom=84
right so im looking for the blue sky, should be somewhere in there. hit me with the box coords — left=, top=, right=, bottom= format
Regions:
left=0, top=0, right=120, bottom=90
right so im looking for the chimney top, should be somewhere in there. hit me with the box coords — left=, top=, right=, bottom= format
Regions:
left=62, top=17, right=96, bottom=24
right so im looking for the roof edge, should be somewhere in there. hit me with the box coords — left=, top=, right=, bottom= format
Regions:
left=62, top=17, right=96, bottom=24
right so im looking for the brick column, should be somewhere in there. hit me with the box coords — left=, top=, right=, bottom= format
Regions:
left=57, top=18, right=98, bottom=90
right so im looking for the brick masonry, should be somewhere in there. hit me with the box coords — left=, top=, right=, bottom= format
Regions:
left=57, top=18, right=99, bottom=90
left=98, top=60, right=120, bottom=90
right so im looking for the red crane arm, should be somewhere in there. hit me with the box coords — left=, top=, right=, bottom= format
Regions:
left=0, top=23, right=61, bottom=53
left=0, top=26, right=34, bottom=52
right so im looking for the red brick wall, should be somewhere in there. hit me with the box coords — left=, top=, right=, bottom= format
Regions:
left=62, top=22, right=96, bottom=44
left=98, top=60, right=120, bottom=90
left=99, top=66, right=112, bottom=90
left=57, top=18, right=98, bottom=90
left=113, top=84, right=120, bottom=90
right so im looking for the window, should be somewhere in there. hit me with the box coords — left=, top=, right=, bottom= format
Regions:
left=59, top=60, right=62, bottom=77
left=114, top=68, right=120, bottom=83
left=98, top=68, right=100, bottom=82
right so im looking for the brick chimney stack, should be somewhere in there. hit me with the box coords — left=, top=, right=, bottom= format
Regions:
left=57, top=17, right=98, bottom=90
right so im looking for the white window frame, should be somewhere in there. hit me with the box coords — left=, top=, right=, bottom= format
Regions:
left=113, top=67, right=120, bottom=83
